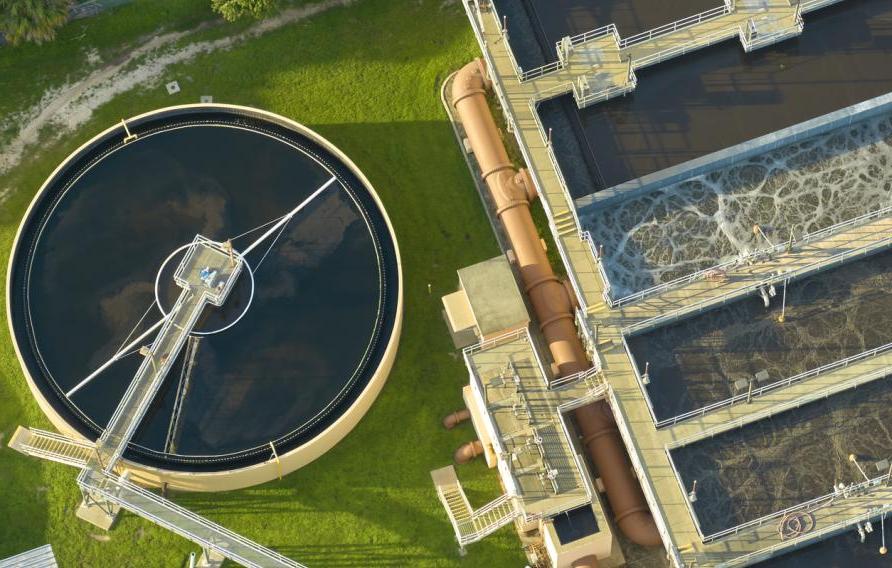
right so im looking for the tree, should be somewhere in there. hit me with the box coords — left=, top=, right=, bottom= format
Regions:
left=0, top=0, right=71, bottom=46
left=211, top=0, right=278, bottom=22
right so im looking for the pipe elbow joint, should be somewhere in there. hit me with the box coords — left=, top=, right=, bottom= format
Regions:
left=494, top=168, right=531, bottom=206
left=452, top=59, right=491, bottom=107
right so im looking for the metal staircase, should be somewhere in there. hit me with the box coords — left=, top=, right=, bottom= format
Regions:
left=432, top=466, right=521, bottom=546
left=10, top=427, right=96, bottom=469
left=552, top=209, right=578, bottom=238
left=10, top=426, right=305, bottom=568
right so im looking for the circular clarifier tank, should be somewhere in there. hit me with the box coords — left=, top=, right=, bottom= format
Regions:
left=7, top=105, right=402, bottom=490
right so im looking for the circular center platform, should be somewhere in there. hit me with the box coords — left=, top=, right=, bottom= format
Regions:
left=7, top=105, right=401, bottom=483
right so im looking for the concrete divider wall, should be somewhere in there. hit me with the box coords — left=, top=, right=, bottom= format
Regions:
left=574, top=90, right=892, bottom=213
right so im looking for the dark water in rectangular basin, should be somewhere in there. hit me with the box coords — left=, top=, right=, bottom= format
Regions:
left=628, top=247, right=892, bottom=422
left=539, top=0, right=892, bottom=198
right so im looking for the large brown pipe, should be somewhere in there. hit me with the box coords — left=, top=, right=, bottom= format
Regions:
left=571, top=556, right=601, bottom=568
left=454, top=440, right=484, bottom=464
left=443, top=408, right=472, bottom=429
left=452, top=59, right=661, bottom=548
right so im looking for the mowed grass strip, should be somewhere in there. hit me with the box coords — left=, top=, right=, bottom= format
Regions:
left=0, top=0, right=525, bottom=566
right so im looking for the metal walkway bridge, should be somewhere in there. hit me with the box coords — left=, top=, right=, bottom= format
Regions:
left=457, top=0, right=892, bottom=565
left=8, top=179, right=337, bottom=567
left=9, top=235, right=303, bottom=568
left=11, top=427, right=305, bottom=568
left=93, top=235, right=243, bottom=474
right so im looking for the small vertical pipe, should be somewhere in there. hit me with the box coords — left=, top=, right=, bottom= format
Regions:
left=778, top=278, right=788, bottom=323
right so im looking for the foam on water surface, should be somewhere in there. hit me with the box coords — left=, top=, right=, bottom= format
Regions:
left=580, top=113, right=892, bottom=298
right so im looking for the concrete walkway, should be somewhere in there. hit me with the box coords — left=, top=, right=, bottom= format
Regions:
left=461, top=0, right=892, bottom=564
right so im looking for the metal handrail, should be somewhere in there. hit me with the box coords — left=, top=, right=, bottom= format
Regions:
left=799, top=0, right=845, bottom=13
left=606, top=387, right=679, bottom=562
left=549, top=363, right=601, bottom=390
left=580, top=231, right=615, bottom=305
left=667, top=367, right=892, bottom=450
left=634, top=25, right=736, bottom=69
left=528, top=100, right=582, bottom=231
left=482, top=0, right=524, bottom=79
left=619, top=4, right=731, bottom=49
left=521, top=60, right=563, bottom=82
left=717, top=502, right=892, bottom=567
left=657, top=340, right=892, bottom=427
left=566, top=24, right=618, bottom=48
left=78, top=470, right=305, bottom=567
left=609, top=199, right=892, bottom=310
left=702, top=470, right=892, bottom=543
left=462, top=327, right=527, bottom=356
left=571, top=66, right=637, bottom=108
left=624, top=232, right=892, bottom=336
left=25, top=428, right=94, bottom=449
left=555, top=382, right=609, bottom=413
left=98, top=293, right=190, bottom=444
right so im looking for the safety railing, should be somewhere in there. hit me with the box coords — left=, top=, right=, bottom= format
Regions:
left=610, top=205, right=892, bottom=309
left=668, top=367, right=892, bottom=451
left=739, top=8, right=803, bottom=52
left=623, top=230, right=892, bottom=337
left=480, top=0, right=524, bottom=80
left=799, top=0, right=846, bottom=13
left=619, top=4, right=731, bottom=49
left=18, top=428, right=96, bottom=469
left=557, top=412, right=598, bottom=503
left=717, top=502, right=892, bottom=567
left=550, top=357, right=603, bottom=390
left=95, top=292, right=194, bottom=469
left=580, top=231, right=615, bottom=306
left=634, top=24, right=736, bottom=69
left=78, top=469, right=306, bottom=567
left=555, top=380, right=609, bottom=413
left=525, top=98, right=598, bottom=320
left=528, top=100, right=582, bottom=230
left=463, top=327, right=527, bottom=356
left=701, top=469, right=892, bottom=543
left=574, top=307, right=604, bottom=366
left=566, top=24, right=619, bottom=49
left=520, top=60, right=563, bottom=82
left=572, top=70, right=638, bottom=108
left=607, top=387, right=679, bottom=561
left=656, top=340, right=892, bottom=428
left=622, top=335, right=660, bottom=424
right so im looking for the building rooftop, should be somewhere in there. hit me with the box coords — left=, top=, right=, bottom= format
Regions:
left=457, top=255, right=529, bottom=338
left=465, top=331, right=598, bottom=517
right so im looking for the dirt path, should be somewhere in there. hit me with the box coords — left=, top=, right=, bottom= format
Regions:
left=0, top=0, right=355, bottom=181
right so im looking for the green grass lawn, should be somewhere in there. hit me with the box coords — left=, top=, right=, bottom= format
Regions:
left=0, top=1, right=526, bottom=565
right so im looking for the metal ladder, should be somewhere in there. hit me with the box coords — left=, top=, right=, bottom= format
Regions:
left=9, top=427, right=96, bottom=469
